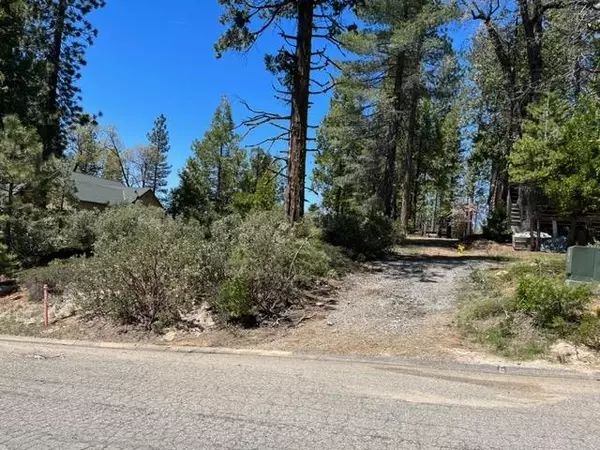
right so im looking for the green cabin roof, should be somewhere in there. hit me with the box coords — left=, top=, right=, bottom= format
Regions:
left=71, top=173, right=152, bottom=206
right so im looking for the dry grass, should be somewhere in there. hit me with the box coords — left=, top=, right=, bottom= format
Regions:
left=0, top=291, right=44, bottom=336
left=398, top=236, right=569, bottom=265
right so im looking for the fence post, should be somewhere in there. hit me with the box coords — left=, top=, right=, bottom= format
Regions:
left=43, top=284, right=49, bottom=327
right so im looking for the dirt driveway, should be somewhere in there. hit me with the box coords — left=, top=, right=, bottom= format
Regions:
left=254, top=245, right=496, bottom=359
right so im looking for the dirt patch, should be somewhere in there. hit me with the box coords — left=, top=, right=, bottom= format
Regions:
left=0, top=291, right=43, bottom=336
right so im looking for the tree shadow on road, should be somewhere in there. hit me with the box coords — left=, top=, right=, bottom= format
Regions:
left=364, top=253, right=509, bottom=283
left=403, top=237, right=459, bottom=248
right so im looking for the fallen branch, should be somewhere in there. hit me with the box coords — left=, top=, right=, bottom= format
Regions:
left=294, top=312, right=316, bottom=327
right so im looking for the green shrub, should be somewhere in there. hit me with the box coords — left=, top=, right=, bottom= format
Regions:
left=7, top=207, right=100, bottom=267
left=320, top=211, right=394, bottom=259
left=19, top=260, right=79, bottom=301
left=73, top=206, right=216, bottom=330
left=93, top=204, right=155, bottom=248
left=515, top=275, right=591, bottom=327
left=63, top=209, right=99, bottom=252
left=8, top=210, right=66, bottom=266
left=217, top=278, right=252, bottom=323
left=575, top=313, right=600, bottom=350
left=70, top=207, right=340, bottom=329
left=460, top=259, right=600, bottom=359
left=212, top=211, right=332, bottom=323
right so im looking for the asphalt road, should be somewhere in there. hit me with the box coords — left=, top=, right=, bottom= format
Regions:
left=1, top=339, right=600, bottom=450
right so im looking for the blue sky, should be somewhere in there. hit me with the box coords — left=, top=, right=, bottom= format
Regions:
left=80, top=1, right=479, bottom=204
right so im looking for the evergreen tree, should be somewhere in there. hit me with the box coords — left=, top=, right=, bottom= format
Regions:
left=0, top=115, right=40, bottom=252
left=169, top=165, right=211, bottom=221
left=511, top=93, right=600, bottom=244
left=216, top=0, right=359, bottom=221
left=71, top=122, right=103, bottom=176
left=0, top=0, right=46, bottom=130
left=0, top=0, right=105, bottom=159
left=40, top=0, right=107, bottom=159
left=316, top=0, right=461, bottom=233
left=314, top=90, right=376, bottom=215
left=146, top=114, right=171, bottom=199
left=466, top=0, right=599, bottom=220
left=0, top=115, right=75, bottom=262
left=231, top=148, right=281, bottom=214
left=170, top=98, right=245, bottom=222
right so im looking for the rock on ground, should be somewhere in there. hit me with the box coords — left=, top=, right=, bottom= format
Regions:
left=550, top=340, right=597, bottom=364
left=162, top=330, right=177, bottom=342
left=181, top=303, right=216, bottom=330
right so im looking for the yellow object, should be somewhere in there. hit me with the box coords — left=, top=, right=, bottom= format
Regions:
left=457, top=244, right=465, bottom=255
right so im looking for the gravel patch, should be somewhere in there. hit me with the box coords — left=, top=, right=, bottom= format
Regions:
left=325, top=255, right=479, bottom=336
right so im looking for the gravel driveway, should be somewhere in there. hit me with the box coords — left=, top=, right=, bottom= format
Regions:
left=328, top=255, right=477, bottom=334
left=266, top=251, right=488, bottom=359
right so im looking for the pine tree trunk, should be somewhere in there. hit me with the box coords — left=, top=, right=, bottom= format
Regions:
left=413, top=123, right=425, bottom=229
left=383, top=52, right=406, bottom=219
left=488, top=68, right=520, bottom=216
left=536, top=216, right=541, bottom=251
left=518, top=0, right=543, bottom=105
left=284, top=0, right=313, bottom=222
left=489, top=163, right=508, bottom=214
left=467, top=186, right=476, bottom=237
left=398, top=146, right=412, bottom=233
left=43, top=0, right=67, bottom=159
left=432, top=191, right=439, bottom=234
left=141, top=162, right=148, bottom=188
left=481, top=19, right=520, bottom=217
left=216, top=143, right=224, bottom=211
left=152, top=154, right=159, bottom=193
left=399, top=78, right=420, bottom=234
left=4, top=183, right=13, bottom=252
left=567, top=217, right=577, bottom=247
left=412, top=157, right=421, bottom=231
left=382, top=141, right=397, bottom=219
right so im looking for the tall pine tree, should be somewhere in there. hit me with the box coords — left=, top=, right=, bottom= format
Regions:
left=40, top=0, right=106, bottom=159
left=0, top=0, right=106, bottom=159
left=316, top=0, right=461, bottom=233
left=146, top=114, right=171, bottom=199
left=0, top=0, right=45, bottom=130
left=216, top=0, right=358, bottom=221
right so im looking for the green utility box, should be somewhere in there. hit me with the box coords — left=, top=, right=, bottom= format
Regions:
left=566, top=246, right=600, bottom=283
